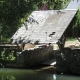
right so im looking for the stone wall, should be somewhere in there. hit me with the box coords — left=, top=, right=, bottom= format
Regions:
left=17, top=46, right=54, bottom=68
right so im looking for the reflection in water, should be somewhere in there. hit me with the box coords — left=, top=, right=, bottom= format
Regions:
left=53, top=74, right=56, bottom=80
left=56, top=74, right=80, bottom=80
left=0, top=68, right=53, bottom=80
left=0, top=68, right=80, bottom=80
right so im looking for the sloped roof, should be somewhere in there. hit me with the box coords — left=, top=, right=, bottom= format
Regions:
left=12, top=9, right=77, bottom=44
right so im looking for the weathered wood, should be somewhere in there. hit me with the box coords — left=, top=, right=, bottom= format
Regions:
left=11, top=10, right=77, bottom=44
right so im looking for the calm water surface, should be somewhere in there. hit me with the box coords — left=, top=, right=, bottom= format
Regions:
left=0, top=66, right=80, bottom=80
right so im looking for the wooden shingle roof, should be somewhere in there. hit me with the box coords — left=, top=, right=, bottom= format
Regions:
left=12, top=9, right=77, bottom=44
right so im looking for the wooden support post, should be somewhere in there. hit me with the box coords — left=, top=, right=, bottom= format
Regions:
left=57, top=34, right=66, bottom=52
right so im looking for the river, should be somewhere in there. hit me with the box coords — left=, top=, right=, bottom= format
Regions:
left=0, top=65, right=80, bottom=80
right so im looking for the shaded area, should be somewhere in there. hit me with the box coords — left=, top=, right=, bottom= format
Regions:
left=55, top=48, right=80, bottom=74
left=0, top=68, right=80, bottom=80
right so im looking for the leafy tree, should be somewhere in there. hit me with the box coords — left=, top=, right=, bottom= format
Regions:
left=72, top=10, right=80, bottom=37
left=0, top=23, right=2, bottom=42
left=75, top=10, right=80, bottom=27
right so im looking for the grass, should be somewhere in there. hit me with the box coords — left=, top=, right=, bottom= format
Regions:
left=66, top=38, right=77, bottom=42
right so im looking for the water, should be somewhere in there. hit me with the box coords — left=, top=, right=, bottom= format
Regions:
left=0, top=66, right=80, bottom=80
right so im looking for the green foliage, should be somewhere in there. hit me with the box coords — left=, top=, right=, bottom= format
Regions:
left=73, top=10, right=80, bottom=29
left=66, top=37, right=77, bottom=41
left=0, top=23, right=2, bottom=33
left=7, top=50, right=16, bottom=61
left=76, top=11, right=80, bottom=26
left=1, top=48, right=16, bottom=61
left=0, top=0, right=70, bottom=43
left=1, top=48, right=6, bottom=60
left=0, top=24, right=2, bottom=42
